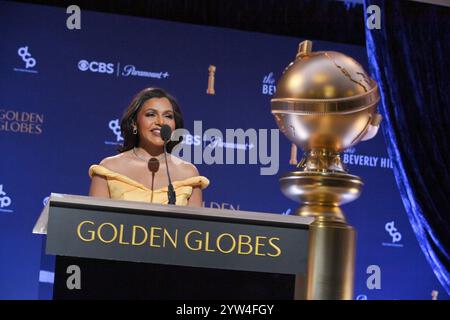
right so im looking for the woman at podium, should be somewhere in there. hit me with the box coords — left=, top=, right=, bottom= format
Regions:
left=88, top=87, right=209, bottom=207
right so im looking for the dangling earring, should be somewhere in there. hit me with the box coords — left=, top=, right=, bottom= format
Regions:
left=133, top=126, right=138, bottom=135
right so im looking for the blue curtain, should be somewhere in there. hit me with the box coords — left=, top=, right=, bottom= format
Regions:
left=364, top=0, right=450, bottom=294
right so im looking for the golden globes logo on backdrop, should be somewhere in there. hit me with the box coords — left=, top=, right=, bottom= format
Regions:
left=0, top=109, right=44, bottom=134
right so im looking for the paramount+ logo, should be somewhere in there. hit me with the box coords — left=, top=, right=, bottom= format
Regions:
left=78, top=59, right=114, bottom=74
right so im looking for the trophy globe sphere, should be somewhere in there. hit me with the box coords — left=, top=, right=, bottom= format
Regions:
left=271, top=40, right=381, bottom=152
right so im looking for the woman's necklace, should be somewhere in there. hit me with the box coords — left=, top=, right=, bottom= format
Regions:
left=133, top=147, right=165, bottom=162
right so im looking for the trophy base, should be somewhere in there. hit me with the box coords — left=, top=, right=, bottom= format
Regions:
left=280, top=170, right=359, bottom=299
left=280, top=170, right=363, bottom=221
left=302, top=219, right=356, bottom=299
left=280, top=170, right=363, bottom=205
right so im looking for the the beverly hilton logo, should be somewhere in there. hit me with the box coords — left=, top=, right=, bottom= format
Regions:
left=262, top=72, right=276, bottom=96
left=343, top=147, right=394, bottom=169
left=14, top=46, right=38, bottom=74
left=0, top=185, right=13, bottom=213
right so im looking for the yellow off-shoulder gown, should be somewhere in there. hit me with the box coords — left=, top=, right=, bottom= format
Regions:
left=89, top=165, right=209, bottom=206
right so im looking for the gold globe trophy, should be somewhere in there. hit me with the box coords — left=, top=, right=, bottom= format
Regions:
left=271, top=40, right=382, bottom=300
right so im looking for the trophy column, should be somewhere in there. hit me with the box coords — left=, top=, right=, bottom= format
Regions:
left=271, top=41, right=382, bottom=300
left=281, top=153, right=362, bottom=300
left=305, top=218, right=356, bottom=299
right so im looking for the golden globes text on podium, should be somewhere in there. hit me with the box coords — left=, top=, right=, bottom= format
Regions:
left=33, top=194, right=313, bottom=299
left=271, top=40, right=382, bottom=300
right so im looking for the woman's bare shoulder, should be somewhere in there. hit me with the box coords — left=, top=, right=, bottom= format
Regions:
left=170, top=155, right=200, bottom=180
left=98, top=152, right=132, bottom=172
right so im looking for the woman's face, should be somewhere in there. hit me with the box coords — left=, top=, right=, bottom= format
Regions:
left=135, top=97, right=176, bottom=148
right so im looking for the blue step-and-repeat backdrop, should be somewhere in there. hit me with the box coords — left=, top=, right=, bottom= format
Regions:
left=0, top=1, right=447, bottom=299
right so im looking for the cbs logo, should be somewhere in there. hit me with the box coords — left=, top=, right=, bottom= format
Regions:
left=78, top=60, right=114, bottom=74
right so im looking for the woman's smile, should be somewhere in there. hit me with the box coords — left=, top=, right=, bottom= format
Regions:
left=150, top=128, right=161, bottom=137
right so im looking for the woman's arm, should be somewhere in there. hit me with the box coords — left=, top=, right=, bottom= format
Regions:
left=188, top=186, right=203, bottom=207
left=182, top=163, right=203, bottom=207
left=172, top=159, right=204, bottom=207
left=89, top=157, right=118, bottom=198
left=88, top=174, right=110, bottom=198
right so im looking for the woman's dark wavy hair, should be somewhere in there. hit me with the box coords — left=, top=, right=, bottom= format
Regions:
left=118, top=87, right=184, bottom=153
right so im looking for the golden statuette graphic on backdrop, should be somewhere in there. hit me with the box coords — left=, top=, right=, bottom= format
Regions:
left=207, top=65, right=216, bottom=95
left=271, top=40, right=382, bottom=300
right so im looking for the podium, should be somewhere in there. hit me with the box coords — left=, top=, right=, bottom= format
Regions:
left=33, top=194, right=312, bottom=299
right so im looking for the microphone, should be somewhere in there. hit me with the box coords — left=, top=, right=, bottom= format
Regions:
left=160, top=125, right=176, bottom=205
left=147, top=158, right=160, bottom=203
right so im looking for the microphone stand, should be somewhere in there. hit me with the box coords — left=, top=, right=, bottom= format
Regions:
left=163, top=140, right=176, bottom=205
